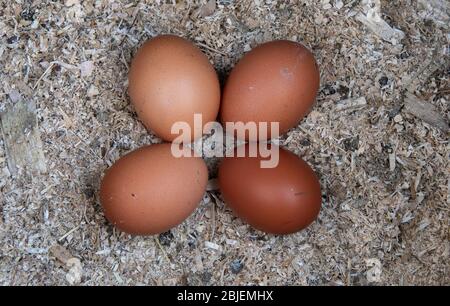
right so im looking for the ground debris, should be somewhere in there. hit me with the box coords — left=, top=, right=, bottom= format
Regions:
left=64, top=0, right=79, bottom=7
left=230, top=259, right=244, bottom=274
left=79, top=61, right=94, bottom=77
left=49, top=244, right=73, bottom=265
left=66, top=258, right=83, bottom=285
left=356, top=1, right=405, bottom=45
left=404, top=92, right=449, bottom=132
left=0, top=0, right=448, bottom=286
left=417, top=0, right=450, bottom=27
left=198, top=0, right=216, bottom=18
left=0, top=98, right=46, bottom=176
left=366, top=258, right=382, bottom=283
left=336, top=97, right=367, bottom=111
left=204, top=241, right=221, bottom=251
left=49, top=244, right=83, bottom=285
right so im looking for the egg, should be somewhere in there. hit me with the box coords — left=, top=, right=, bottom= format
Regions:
left=220, top=40, right=320, bottom=140
left=100, top=143, right=208, bottom=235
left=218, top=144, right=321, bottom=234
left=128, top=35, right=220, bottom=142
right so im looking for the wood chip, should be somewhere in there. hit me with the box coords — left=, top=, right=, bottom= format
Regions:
left=8, top=89, right=21, bottom=103
left=205, top=241, right=221, bottom=251
left=49, top=244, right=73, bottom=265
left=87, top=85, right=99, bottom=97
left=336, top=97, right=367, bottom=111
left=404, top=92, right=449, bottom=132
left=65, top=0, right=80, bottom=7
left=199, top=0, right=216, bottom=17
left=403, top=51, right=450, bottom=90
left=66, top=258, right=83, bottom=285
left=389, top=152, right=396, bottom=172
left=225, top=239, right=238, bottom=246
left=418, top=0, right=450, bottom=26
left=0, top=98, right=47, bottom=176
left=79, top=61, right=94, bottom=77
left=366, top=258, right=382, bottom=283
left=356, top=9, right=405, bottom=45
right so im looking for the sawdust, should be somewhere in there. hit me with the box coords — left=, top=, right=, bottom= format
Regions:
left=0, top=0, right=449, bottom=285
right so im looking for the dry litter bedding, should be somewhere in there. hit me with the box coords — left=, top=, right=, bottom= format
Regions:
left=0, top=0, right=449, bottom=285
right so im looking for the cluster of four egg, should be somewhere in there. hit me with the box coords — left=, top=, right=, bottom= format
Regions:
left=100, top=35, right=322, bottom=236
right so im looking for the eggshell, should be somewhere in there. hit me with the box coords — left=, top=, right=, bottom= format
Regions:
left=100, top=143, right=208, bottom=235
left=218, top=144, right=321, bottom=234
left=128, top=35, right=220, bottom=142
left=220, top=40, right=320, bottom=140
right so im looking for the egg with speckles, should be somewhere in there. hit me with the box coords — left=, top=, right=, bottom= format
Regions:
left=220, top=40, right=320, bottom=140
left=99, top=143, right=208, bottom=235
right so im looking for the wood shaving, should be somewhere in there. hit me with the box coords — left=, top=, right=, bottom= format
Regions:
left=0, top=99, right=47, bottom=175
left=404, top=92, right=449, bottom=132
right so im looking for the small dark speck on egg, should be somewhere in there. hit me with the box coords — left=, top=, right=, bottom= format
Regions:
left=294, top=192, right=307, bottom=196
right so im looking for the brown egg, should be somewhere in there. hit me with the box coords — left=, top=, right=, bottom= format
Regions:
left=128, top=35, right=220, bottom=142
left=220, top=40, right=320, bottom=140
left=218, top=144, right=321, bottom=234
left=100, top=143, right=208, bottom=235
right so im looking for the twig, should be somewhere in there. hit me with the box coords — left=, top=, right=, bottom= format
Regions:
left=58, top=225, right=80, bottom=242
left=32, top=62, right=55, bottom=90
left=210, top=199, right=216, bottom=240
left=154, top=236, right=172, bottom=264
left=119, top=2, right=141, bottom=47
left=196, top=42, right=227, bottom=56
